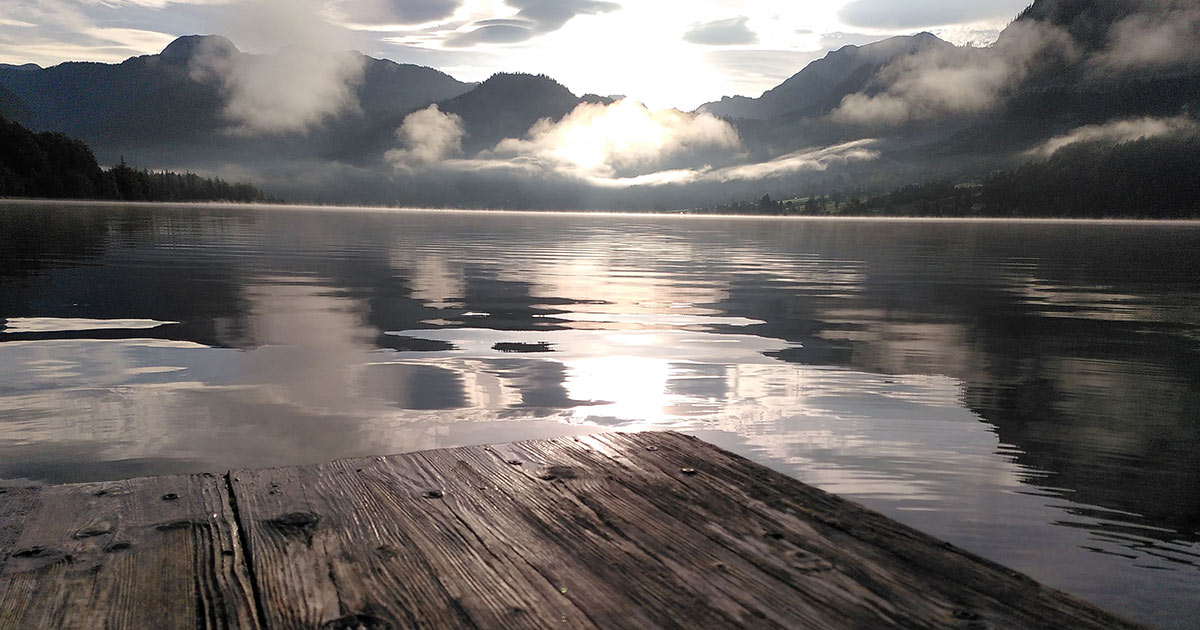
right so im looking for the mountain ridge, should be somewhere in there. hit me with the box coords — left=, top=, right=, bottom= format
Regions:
left=698, top=33, right=954, bottom=121
left=0, top=0, right=1196, bottom=210
left=0, top=35, right=475, bottom=165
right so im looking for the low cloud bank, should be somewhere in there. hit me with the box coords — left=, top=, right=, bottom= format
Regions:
left=832, top=21, right=1078, bottom=125
left=1095, top=7, right=1200, bottom=71
left=189, top=0, right=365, bottom=135
left=383, top=98, right=881, bottom=190
left=707, top=140, right=880, bottom=182
left=386, top=104, right=465, bottom=166
left=490, top=99, right=741, bottom=181
left=1029, top=117, right=1198, bottom=158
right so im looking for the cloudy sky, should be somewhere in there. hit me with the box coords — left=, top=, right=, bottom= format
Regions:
left=0, top=0, right=1033, bottom=109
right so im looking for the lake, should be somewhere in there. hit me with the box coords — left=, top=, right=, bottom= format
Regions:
left=2, top=201, right=1198, bottom=628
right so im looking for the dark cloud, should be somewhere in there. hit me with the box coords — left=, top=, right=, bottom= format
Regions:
left=444, top=0, right=618, bottom=47
left=338, top=0, right=464, bottom=25
left=383, top=0, right=463, bottom=24
left=444, top=24, right=535, bottom=47
left=683, top=17, right=758, bottom=46
left=507, top=0, right=620, bottom=32
left=839, top=0, right=1030, bottom=29
left=473, top=18, right=537, bottom=28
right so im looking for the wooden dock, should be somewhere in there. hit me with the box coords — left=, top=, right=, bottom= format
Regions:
left=0, top=431, right=1142, bottom=629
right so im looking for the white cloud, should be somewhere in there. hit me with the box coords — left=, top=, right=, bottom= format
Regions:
left=84, top=26, right=177, bottom=51
left=386, top=104, right=465, bottom=166
left=0, top=0, right=179, bottom=65
left=0, top=0, right=1092, bottom=111
left=79, top=0, right=234, bottom=6
left=382, top=98, right=879, bottom=189
left=832, top=21, right=1078, bottom=125
left=838, top=0, right=1030, bottom=30
left=1094, top=8, right=1200, bottom=71
left=1028, top=117, right=1198, bottom=158
left=188, top=0, right=366, bottom=135
left=683, top=17, right=757, bottom=46
left=489, top=98, right=742, bottom=182
left=708, top=139, right=879, bottom=181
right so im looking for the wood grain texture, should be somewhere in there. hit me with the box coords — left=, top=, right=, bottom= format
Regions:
left=232, top=431, right=1144, bottom=630
left=0, top=473, right=259, bottom=630
left=0, top=431, right=1146, bottom=629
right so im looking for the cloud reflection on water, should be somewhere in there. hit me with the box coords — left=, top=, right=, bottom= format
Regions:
left=2, top=205, right=1200, bottom=628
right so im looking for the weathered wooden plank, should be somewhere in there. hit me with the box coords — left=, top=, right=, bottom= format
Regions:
left=0, top=474, right=259, bottom=630
left=0, top=431, right=1145, bottom=629
left=231, top=431, right=1143, bottom=630
left=568, top=431, right=1144, bottom=629
left=229, top=456, right=604, bottom=629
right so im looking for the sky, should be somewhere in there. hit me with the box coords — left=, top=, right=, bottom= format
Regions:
left=0, top=0, right=1035, bottom=110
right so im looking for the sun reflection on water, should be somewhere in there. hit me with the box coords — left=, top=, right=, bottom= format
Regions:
left=3, top=205, right=1200, bottom=628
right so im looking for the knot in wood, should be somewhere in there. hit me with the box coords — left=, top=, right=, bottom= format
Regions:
left=104, top=541, right=133, bottom=553
left=538, top=465, right=577, bottom=481
left=73, top=522, right=113, bottom=538
left=161, top=492, right=179, bottom=501
left=10, top=546, right=72, bottom=569
left=267, top=511, right=320, bottom=535
left=156, top=519, right=204, bottom=532
left=422, top=489, right=443, bottom=499
left=12, top=546, right=48, bottom=558
left=319, top=613, right=390, bottom=630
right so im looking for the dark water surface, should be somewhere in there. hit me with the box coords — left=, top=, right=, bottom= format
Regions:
left=2, top=201, right=1199, bottom=627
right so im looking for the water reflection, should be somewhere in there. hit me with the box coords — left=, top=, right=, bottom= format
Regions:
left=1, top=203, right=1199, bottom=628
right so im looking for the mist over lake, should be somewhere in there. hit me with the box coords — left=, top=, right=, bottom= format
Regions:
left=1, top=201, right=1198, bottom=627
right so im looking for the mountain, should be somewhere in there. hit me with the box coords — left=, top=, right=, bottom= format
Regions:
left=1015, top=0, right=1149, bottom=50
left=0, top=84, right=29, bottom=124
left=923, top=0, right=1200, bottom=159
left=439, top=73, right=598, bottom=153
left=0, top=112, right=269, bottom=202
left=699, top=33, right=954, bottom=121
left=1, top=0, right=1196, bottom=210
left=326, top=72, right=614, bottom=164
left=0, top=35, right=474, bottom=166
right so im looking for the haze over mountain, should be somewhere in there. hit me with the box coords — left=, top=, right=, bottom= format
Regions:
left=0, top=35, right=473, bottom=167
left=699, top=33, right=955, bottom=121
left=0, top=0, right=1197, bottom=210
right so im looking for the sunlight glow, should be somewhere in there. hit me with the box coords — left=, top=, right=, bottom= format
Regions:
left=494, top=98, right=740, bottom=179
left=565, top=355, right=673, bottom=422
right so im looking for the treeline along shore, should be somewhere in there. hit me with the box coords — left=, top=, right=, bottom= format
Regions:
left=5, top=108, right=1198, bottom=218
left=695, top=136, right=1200, bottom=219
left=0, top=114, right=272, bottom=203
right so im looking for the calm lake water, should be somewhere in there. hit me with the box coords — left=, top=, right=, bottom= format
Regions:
left=2, top=201, right=1199, bottom=627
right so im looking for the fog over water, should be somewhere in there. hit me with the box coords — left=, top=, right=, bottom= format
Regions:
left=1, top=202, right=1199, bottom=628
